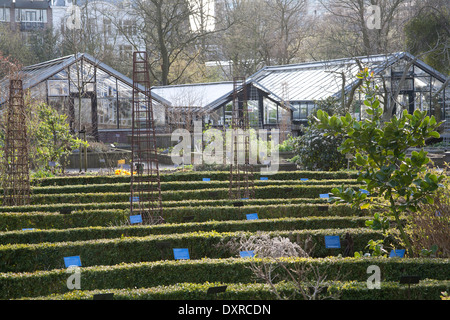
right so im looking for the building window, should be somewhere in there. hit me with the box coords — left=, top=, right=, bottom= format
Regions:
left=0, top=8, right=10, bottom=22
left=15, top=9, right=47, bottom=23
left=119, top=19, right=137, bottom=37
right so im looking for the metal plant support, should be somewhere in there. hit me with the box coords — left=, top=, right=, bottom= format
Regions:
left=130, top=51, right=163, bottom=224
left=229, top=77, right=255, bottom=200
left=2, top=79, right=31, bottom=206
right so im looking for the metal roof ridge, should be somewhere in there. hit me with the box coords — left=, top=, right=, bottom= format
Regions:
left=255, top=52, right=405, bottom=72
left=21, top=54, right=75, bottom=71
left=152, top=80, right=234, bottom=90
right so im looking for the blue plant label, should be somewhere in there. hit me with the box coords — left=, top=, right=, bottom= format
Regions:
left=320, top=194, right=330, bottom=199
left=239, top=250, right=255, bottom=258
left=360, top=189, right=370, bottom=194
left=260, top=177, right=268, bottom=180
left=300, top=178, right=309, bottom=181
left=324, top=236, right=341, bottom=248
left=22, top=228, right=35, bottom=231
left=202, top=178, right=211, bottom=181
left=129, top=214, right=143, bottom=224
left=246, top=213, right=259, bottom=220
left=64, top=256, right=82, bottom=268
left=389, top=249, right=405, bottom=258
left=241, top=198, right=249, bottom=200
left=173, top=248, right=190, bottom=260
left=130, top=196, right=139, bottom=202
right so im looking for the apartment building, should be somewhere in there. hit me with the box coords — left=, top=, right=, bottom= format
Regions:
left=0, top=0, right=52, bottom=32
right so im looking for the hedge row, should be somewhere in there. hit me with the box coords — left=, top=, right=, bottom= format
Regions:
left=31, top=170, right=360, bottom=186
left=0, top=216, right=371, bottom=245
left=0, top=197, right=332, bottom=214
left=0, top=209, right=128, bottom=232
left=3, top=255, right=448, bottom=299
left=0, top=228, right=390, bottom=273
left=0, top=203, right=364, bottom=232
left=20, top=279, right=450, bottom=300
left=28, top=185, right=363, bottom=205
left=27, top=179, right=361, bottom=195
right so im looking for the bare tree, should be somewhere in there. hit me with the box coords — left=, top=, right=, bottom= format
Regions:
left=316, top=0, right=410, bottom=57
left=112, top=0, right=232, bottom=85
left=216, top=0, right=309, bottom=78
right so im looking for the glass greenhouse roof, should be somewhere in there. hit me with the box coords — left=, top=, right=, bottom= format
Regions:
left=247, top=52, right=448, bottom=103
left=0, top=53, right=168, bottom=106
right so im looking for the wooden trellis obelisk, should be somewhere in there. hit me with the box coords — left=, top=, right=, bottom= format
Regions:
left=130, top=51, right=163, bottom=224
left=228, top=77, right=255, bottom=200
left=2, top=79, right=31, bottom=206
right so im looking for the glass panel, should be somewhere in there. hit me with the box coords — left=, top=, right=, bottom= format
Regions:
left=292, top=102, right=300, bottom=120
left=248, top=100, right=259, bottom=128
left=264, top=100, right=277, bottom=124
left=48, top=80, right=69, bottom=96
left=307, top=103, right=316, bottom=116
left=48, top=97, right=70, bottom=116
left=299, top=102, right=307, bottom=118
left=414, top=76, right=430, bottom=91
left=154, top=103, right=165, bottom=127
left=97, top=98, right=117, bottom=129
left=224, top=103, right=232, bottom=128
left=74, top=98, right=92, bottom=132
left=118, top=98, right=132, bottom=129
left=392, top=78, right=413, bottom=91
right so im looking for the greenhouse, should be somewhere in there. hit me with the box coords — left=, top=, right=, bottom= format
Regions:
left=0, top=53, right=169, bottom=143
left=154, top=52, right=448, bottom=137
left=1, top=51, right=448, bottom=143
left=244, top=52, right=449, bottom=134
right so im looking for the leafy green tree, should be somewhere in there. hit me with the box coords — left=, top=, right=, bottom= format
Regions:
left=314, top=68, right=445, bottom=256
left=293, top=98, right=347, bottom=171
left=29, top=103, right=87, bottom=172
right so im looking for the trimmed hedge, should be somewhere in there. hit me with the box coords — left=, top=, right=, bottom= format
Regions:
left=31, top=170, right=360, bottom=186
left=0, top=209, right=128, bottom=232
left=12, top=279, right=450, bottom=301
left=0, top=203, right=364, bottom=232
left=0, top=197, right=333, bottom=214
left=26, top=179, right=362, bottom=195
left=0, top=216, right=370, bottom=244
left=2, top=257, right=448, bottom=300
left=0, top=228, right=391, bottom=273
left=27, top=184, right=363, bottom=205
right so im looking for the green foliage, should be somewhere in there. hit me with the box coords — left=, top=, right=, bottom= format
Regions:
left=0, top=228, right=388, bottom=273
left=0, top=215, right=369, bottom=245
left=293, top=126, right=346, bottom=171
left=315, top=68, right=445, bottom=256
left=277, top=135, right=296, bottom=152
left=24, top=184, right=364, bottom=206
left=28, top=103, right=88, bottom=171
left=1, top=257, right=448, bottom=300
left=30, top=170, right=359, bottom=186
left=293, top=97, right=348, bottom=171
